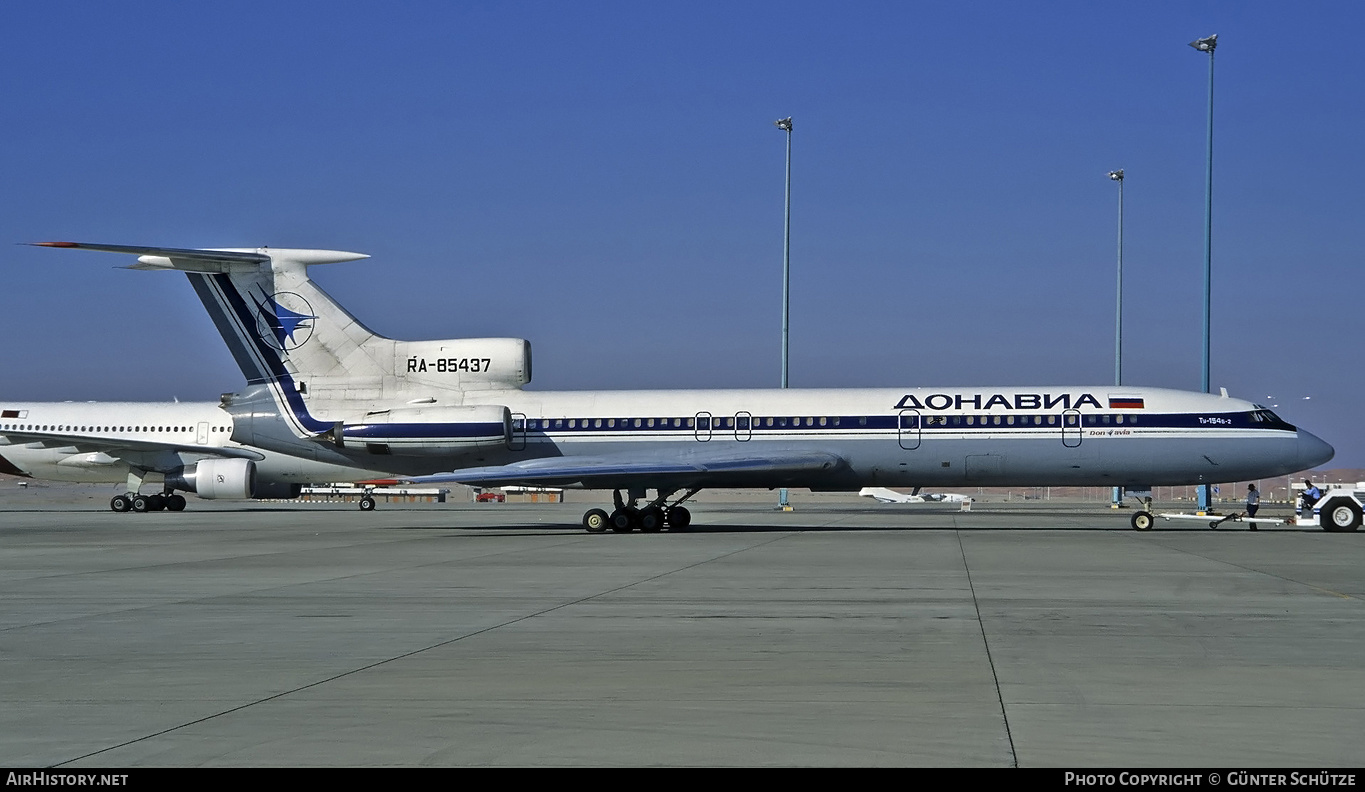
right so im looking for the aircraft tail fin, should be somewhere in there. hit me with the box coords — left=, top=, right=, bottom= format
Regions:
left=36, top=242, right=534, bottom=442
left=34, top=242, right=379, bottom=387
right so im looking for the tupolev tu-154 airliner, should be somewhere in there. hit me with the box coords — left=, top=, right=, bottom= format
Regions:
left=34, top=242, right=1334, bottom=531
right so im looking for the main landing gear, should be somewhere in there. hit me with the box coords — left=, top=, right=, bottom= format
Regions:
left=108, top=470, right=187, bottom=513
left=582, top=488, right=698, bottom=534
left=109, top=492, right=187, bottom=513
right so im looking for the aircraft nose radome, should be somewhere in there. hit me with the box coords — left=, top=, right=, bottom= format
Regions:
left=1297, top=429, right=1335, bottom=470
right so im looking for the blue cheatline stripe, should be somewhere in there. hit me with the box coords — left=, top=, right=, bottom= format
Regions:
left=206, top=273, right=332, bottom=434
left=517, top=413, right=1292, bottom=433
left=187, top=274, right=273, bottom=386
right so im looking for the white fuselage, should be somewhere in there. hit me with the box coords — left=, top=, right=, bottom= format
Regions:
left=231, top=383, right=1332, bottom=490
left=440, top=385, right=1326, bottom=488
left=0, top=401, right=390, bottom=488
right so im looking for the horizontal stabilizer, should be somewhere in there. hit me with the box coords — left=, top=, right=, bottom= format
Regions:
left=30, top=242, right=368, bottom=272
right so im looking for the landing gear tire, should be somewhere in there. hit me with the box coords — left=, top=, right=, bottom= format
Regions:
left=131, top=495, right=151, bottom=513
left=583, top=508, right=609, bottom=533
left=110, top=494, right=131, bottom=513
left=359, top=496, right=376, bottom=512
left=667, top=506, right=692, bottom=531
left=1321, top=499, right=1362, bottom=532
left=147, top=494, right=166, bottom=512
left=639, top=506, right=666, bottom=532
left=166, top=494, right=187, bottom=512
left=1131, top=511, right=1154, bottom=531
left=610, top=508, right=638, bottom=532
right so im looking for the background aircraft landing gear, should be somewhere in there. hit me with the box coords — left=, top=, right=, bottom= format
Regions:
left=1131, top=511, right=1154, bottom=531
left=131, top=494, right=166, bottom=512
left=359, top=495, right=376, bottom=511
left=111, top=491, right=185, bottom=513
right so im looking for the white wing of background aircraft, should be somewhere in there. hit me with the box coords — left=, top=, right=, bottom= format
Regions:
left=858, top=487, right=973, bottom=504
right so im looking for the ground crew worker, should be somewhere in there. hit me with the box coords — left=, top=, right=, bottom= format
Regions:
left=1301, top=479, right=1322, bottom=514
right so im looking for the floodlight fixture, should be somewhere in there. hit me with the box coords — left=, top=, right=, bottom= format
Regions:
left=1108, top=169, right=1124, bottom=181
left=1189, top=34, right=1217, bottom=53
left=774, top=117, right=792, bottom=131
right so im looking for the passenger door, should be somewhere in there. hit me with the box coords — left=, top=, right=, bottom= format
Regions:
left=898, top=409, right=921, bottom=450
left=1062, top=409, right=1082, bottom=448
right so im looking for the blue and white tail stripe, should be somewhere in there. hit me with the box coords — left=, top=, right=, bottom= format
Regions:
left=187, top=272, right=334, bottom=437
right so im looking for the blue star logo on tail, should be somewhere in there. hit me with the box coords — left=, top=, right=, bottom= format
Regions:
left=252, top=291, right=317, bottom=352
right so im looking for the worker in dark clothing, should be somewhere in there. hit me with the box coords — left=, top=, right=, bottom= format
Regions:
left=1301, top=479, right=1322, bottom=514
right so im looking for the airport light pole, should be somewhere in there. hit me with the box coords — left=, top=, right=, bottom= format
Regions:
left=775, top=116, right=793, bottom=511
left=1108, top=169, right=1124, bottom=508
left=1190, top=33, right=1216, bottom=512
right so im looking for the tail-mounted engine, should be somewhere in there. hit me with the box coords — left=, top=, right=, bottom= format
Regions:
left=324, top=404, right=511, bottom=456
left=395, top=338, right=531, bottom=391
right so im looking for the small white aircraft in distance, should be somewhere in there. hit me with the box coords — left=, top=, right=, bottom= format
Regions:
left=859, top=487, right=972, bottom=504
left=33, top=241, right=1336, bottom=533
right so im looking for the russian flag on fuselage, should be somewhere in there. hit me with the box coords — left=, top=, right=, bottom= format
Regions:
left=1109, top=396, right=1145, bottom=409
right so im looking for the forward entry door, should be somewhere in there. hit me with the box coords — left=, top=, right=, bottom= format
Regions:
left=898, top=409, right=921, bottom=450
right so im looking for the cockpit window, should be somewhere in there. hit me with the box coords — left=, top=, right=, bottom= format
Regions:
left=1249, top=409, right=1289, bottom=426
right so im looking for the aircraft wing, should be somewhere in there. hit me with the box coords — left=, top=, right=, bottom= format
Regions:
left=405, top=447, right=849, bottom=490
left=0, top=429, right=265, bottom=469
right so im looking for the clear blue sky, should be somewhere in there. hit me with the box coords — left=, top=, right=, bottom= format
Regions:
left=2, top=2, right=1361, bottom=467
